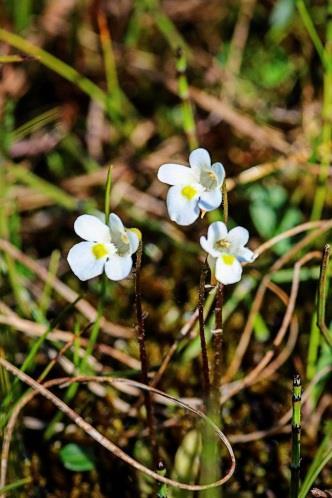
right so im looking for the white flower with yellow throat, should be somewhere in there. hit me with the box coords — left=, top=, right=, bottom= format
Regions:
left=67, top=213, right=139, bottom=281
left=157, top=148, right=225, bottom=226
left=200, top=221, right=256, bottom=285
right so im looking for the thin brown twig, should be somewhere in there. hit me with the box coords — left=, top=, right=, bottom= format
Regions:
left=254, top=220, right=332, bottom=258
left=310, top=490, right=332, bottom=497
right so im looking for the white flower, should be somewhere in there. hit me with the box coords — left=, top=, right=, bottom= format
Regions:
left=67, top=214, right=139, bottom=281
left=200, top=221, right=256, bottom=285
left=157, top=148, right=225, bottom=226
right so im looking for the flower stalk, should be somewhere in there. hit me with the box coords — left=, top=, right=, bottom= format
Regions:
left=134, top=240, right=159, bottom=467
left=211, top=282, right=224, bottom=410
left=198, top=262, right=211, bottom=399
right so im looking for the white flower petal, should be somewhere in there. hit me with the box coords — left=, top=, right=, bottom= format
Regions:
left=109, top=213, right=125, bottom=235
left=198, top=189, right=222, bottom=212
left=207, top=221, right=228, bottom=245
left=189, top=148, right=211, bottom=174
left=74, top=215, right=110, bottom=243
left=105, top=254, right=133, bottom=281
left=200, top=236, right=220, bottom=258
left=228, top=226, right=249, bottom=248
left=158, top=164, right=197, bottom=185
left=237, top=247, right=256, bottom=263
left=127, top=230, right=139, bottom=254
left=166, top=185, right=200, bottom=226
left=67, top=241, right=105, bottom=281
left=212, top=162, right=225, bottom=186
left=215, top=254, right=243, bottom=285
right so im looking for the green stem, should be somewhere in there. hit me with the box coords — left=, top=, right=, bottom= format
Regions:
left=296, top=0, right=325, bottom=64
left=199, top=284, right=224, bottom=498
left=311, top=1, right=332, bottom=220
left=317, top=244, right=332, bottom=348
left=104, top=165, right=113, bottom=225
left=0, top=477, right=32, bottom=494
left=290, top=374, right=302, bottom=498
left=0, top=28, right=111, bottom=113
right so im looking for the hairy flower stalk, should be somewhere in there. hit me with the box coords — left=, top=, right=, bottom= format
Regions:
left=212, top=282, right=224, bottom=406
left=134, top=240, right=159, bottom=467
left=198, top=262, right=211, bottom=399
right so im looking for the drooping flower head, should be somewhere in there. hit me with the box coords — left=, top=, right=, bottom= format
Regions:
left=158, top=148, right=225, bottom=226
left=67, top=214, right=139, bottom=281
left=200, top=221, right=255, bottom=285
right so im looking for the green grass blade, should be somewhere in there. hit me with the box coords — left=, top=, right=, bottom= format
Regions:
left=0, top=29, right=109, bottom=111
left=296, top=0, right=325, bottom=64
left=299, top=425, right=332, bottom=498
left=0, top=477, right=32, bottom=494
left=13, top=107, right=60, bottom=141
left=7, top=164, right=78, bottom=211
left=104, top=165, right=113, bottom=225
left=176, top=48, right=198, bottom=150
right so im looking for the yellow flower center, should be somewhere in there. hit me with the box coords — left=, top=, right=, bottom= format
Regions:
left=216, top=239, right=230, bottom=250
left=181, top=185, right=198, bottom=200
left=92, top=243, right=108, bottom=260
left=222, top=254, right=235, bottom=266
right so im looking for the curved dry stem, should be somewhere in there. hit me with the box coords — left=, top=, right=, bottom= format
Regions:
left=254, top=220, right=332, bottom=258
left=0, top=358, right=235, bottom=493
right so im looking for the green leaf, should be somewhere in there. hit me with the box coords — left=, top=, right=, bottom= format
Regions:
left=59, top=443, right=95, bottom=472
left=274, top=207, right=303, bottom=254
left=250, top=203, right=276, bottom=239
left=253, top=313, right=270, bottom=342
left=172, top=430, right=201, bottom=498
